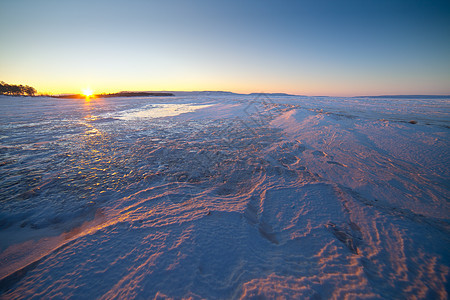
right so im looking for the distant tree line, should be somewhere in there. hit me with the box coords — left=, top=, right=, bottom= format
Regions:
left=53, top=91, right=175, bottom=99
left=101, top=91, right=174, bottom=97
left=0, top=81, right=37, bottom=96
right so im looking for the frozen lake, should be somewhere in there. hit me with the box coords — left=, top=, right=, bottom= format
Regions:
left=0, top=94, right=449, bottom=298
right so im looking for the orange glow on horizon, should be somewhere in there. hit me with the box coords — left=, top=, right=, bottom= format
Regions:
left=25, top=81, right=450, bottom=98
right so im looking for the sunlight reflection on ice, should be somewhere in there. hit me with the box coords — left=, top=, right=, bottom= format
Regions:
left=118, top=103, right=213, bottom=120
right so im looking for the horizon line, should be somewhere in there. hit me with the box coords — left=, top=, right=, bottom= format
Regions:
left=33, top=89, right=450, bottom=97
left=41, top=90, right=450, bottom=98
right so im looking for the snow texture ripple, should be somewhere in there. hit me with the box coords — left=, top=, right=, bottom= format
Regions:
left=0, top=94, right=449, bottom=299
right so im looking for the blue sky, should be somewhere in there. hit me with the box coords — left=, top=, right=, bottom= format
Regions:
left=1, top=0, right=449, bottom=95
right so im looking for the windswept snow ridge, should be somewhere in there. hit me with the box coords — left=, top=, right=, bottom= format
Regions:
left=0, top=95, right=449, bottom=299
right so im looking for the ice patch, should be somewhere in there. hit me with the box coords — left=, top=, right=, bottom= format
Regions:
left=117, top=103, right=213, bottom=120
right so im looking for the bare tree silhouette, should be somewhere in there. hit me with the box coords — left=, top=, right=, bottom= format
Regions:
left=0, top=81, right=37, bottom=96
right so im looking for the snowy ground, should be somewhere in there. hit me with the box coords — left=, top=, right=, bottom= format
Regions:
left=0, top=94, right=449, bottom=299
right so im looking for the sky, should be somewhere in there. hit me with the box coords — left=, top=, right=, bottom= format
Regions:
left=0, top=0, right=449, bottom=96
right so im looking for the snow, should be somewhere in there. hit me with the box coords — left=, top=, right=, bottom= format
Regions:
left=0, top=94, right=449, bottom=299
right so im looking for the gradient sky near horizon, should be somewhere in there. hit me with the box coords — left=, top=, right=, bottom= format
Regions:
left=1, top=0, right=449, bottom=96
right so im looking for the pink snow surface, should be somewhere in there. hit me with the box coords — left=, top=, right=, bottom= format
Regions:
left=0, top=95, right=448, bottom=299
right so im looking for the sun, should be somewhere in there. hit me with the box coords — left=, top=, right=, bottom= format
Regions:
left=82, top=88, right=93, bottom=97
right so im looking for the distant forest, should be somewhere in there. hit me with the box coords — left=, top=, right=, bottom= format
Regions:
left=0, top=81, right=37, bottom=96
left=53, top=91, right=174, bottom=99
